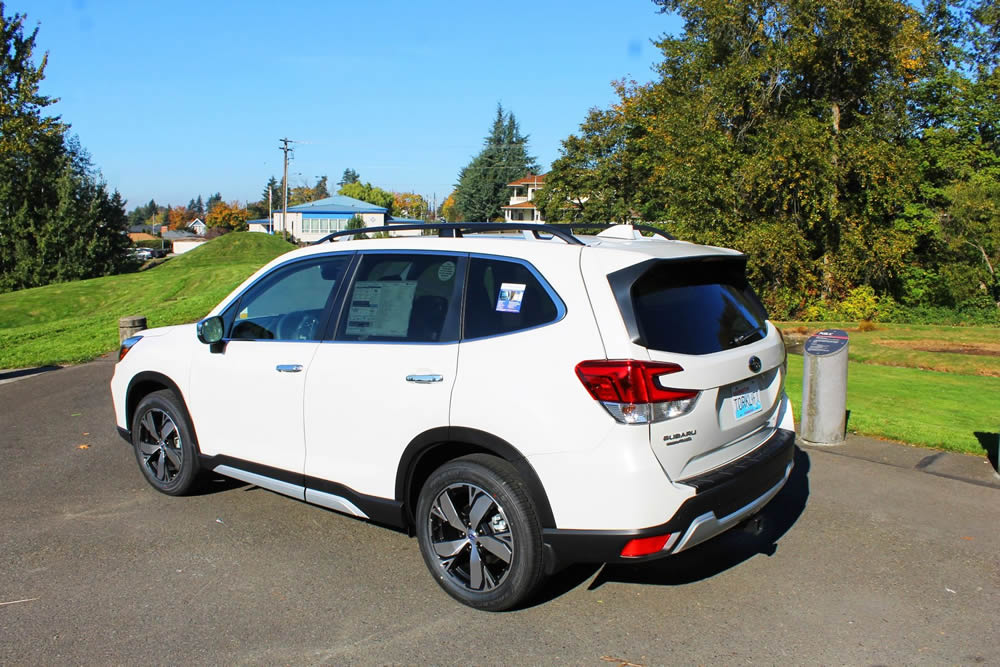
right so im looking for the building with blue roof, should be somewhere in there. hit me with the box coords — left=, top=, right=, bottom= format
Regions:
left=268, top=195, right=389, bottom=242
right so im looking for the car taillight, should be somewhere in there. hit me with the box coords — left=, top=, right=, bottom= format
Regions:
left=118, top=335, right=142, bottom=362
left=575, top=360, right=699, bottom=424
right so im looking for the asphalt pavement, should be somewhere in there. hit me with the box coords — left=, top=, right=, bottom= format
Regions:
left=1, top=359, right=997, bottom=665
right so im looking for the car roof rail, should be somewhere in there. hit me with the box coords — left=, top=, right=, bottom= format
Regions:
left=546, top=223, right=676, bottom=241
left=313, top=222, right=586, bottom=245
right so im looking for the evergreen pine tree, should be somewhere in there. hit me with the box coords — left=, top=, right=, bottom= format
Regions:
left=454, top=104, right=538, bottom=222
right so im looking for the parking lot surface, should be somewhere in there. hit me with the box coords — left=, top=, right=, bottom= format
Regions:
left=1, top=359, right=997, bottom=665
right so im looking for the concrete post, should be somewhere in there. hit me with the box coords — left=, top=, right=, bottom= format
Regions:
left=800, top=328, right=849, bottom=445
left=119, top=315, right=147, bottom=344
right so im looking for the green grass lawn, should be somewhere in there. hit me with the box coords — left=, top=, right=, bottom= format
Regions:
left=0, top=233, right=294, bottom=368
left=779, top=321, right=1000, bottom=377
left=784, top=353, right=999, bottom=455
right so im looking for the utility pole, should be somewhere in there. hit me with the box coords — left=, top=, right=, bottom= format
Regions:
left=279, top=138, right=293, bottom=241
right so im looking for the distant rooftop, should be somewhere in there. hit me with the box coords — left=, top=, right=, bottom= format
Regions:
left=286, top=195, right=388, bottom=214
left=506, top=174, right=546, bottom=187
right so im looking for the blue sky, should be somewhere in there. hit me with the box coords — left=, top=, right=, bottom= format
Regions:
left=24, top=0, right=681, bottom=210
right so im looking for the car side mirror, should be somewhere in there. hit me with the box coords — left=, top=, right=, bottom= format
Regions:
left=197, top=315, right=225, bottom=345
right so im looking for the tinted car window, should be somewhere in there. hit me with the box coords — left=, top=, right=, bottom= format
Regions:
left=228, top=255, right=350, bottom=341
left=336, top=253, right=463, bottom=343
left=631, top=259, right=767, bottom=355
left=464, top=257, right=559, bottom=339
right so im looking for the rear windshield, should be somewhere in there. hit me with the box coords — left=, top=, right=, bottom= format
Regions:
left=630, top=259, right=768, bottom=355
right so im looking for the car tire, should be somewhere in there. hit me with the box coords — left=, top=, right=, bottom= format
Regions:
left=131, top=389, right=200, bottom=496
left=416, top=454, right=545, bottom=611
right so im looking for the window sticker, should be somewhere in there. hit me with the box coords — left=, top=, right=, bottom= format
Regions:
left=438, top=261, right=456, bottom=282
left=496, top=282, right=526, bottom=313
left=345, top=281, right=417, bottom=337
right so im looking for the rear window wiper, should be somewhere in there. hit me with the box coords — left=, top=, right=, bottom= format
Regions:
left=730, top=324, right=765, bottom=347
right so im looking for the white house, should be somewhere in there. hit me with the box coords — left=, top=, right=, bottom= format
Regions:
left=268, top=195, right=389, bottom=243
left=187, top=218, right=207, bottom=235
left=502, top=174, right=546, bottom=223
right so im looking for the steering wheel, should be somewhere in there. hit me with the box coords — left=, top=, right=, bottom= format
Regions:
left=276, top=311, right=320, bottom=341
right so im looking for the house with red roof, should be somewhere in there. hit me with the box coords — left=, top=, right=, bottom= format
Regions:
left=501, top=174, right=546, bottom=223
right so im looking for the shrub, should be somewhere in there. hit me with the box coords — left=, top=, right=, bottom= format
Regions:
left=839, top=286, right=879, bottom=321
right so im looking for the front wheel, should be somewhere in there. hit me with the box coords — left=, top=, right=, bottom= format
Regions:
left=131, top=389, right=199, bottom=496
left=415, top=454, right=545, bottom=611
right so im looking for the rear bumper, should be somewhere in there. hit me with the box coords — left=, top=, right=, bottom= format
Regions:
left=541, top=427, right=795, bottom=567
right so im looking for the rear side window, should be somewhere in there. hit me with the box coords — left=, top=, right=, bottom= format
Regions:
left=336, top=253, right=464, bottom=343
left=464, top=256, right=560, bottom=339
left=629, top=259, right=768, bottom=355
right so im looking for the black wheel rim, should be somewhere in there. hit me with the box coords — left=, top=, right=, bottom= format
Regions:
left=427, top=482, right=514, bottom=592
left=137, top=408, right=183, bottom=485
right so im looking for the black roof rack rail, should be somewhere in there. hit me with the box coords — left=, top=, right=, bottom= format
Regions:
left=546, top=223, right=676, bottom=241
left=312, top=222, right=586, bottom=245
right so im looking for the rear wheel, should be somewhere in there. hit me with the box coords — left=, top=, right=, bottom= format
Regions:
left=416, top=454, right=545, bottom=611
left=131, top=389, right=199, bottom=496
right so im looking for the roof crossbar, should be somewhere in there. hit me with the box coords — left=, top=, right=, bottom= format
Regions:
left=313, top=222, right=586, bottom=245
left=546, top=223, right=675, bottom=240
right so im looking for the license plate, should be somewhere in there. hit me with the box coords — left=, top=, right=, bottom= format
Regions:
left=732, top=380, right=762, bottom=420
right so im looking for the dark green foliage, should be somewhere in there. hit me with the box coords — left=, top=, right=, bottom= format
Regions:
left=248, top=176, right=280, bottom=219
left=454, top=104, right=538, bottom=222
left=0, top=4, right=130, bottom=293
left=539, top=0, right=1000, bottom=320
left=205, top=192, right=223, bottom=215
left=338, top=168, right=360, bottom=186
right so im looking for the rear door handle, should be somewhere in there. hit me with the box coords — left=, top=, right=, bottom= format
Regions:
left=276, top=364, right=303, bottom=373
left=406, top=374, right=443, bottom=384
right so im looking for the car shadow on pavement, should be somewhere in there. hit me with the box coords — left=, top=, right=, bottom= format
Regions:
left=190, top=474, right=249, bottom=496
left=528, top=447, right=812, bottom=606
left=0, top=365, right=61, bottom=382
left=974, top=431, right=999, bottom=473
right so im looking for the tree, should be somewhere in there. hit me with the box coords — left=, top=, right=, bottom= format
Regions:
left=205, top=200, right=250, bottom=231
left=440, top=192, right=462, bottom=222
left=167, top=205, right=189, bottom=230
left=127, top=199, right=160, bottom=228
left=392, top=192, right=428, bottom=219
left=339, top=168, right=360, bottom=186
left=312, top=175, right=330, bottom=199
left=248, top=176, right=280, bottom=219
left=205, top=192, right=223, bottom=215
left=338, top=181, right=395, bottom=214
left=536, top=101, right=645, bottom=223
left=190, top=195, right=205, bottom=218
left=453, top=104, right=538, bottom=221
left=539, top=0, right=949, bottom=316
left=0, top=4, right=130, bottom=292
left=287, top=175, right=330, bottom=206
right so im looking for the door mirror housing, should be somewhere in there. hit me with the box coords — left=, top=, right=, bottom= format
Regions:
left=197, top=315, right=225, bottom=345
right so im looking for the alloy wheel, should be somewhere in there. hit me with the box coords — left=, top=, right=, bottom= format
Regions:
left=427, top=482, right=514, bottom=592
left=137, top=408, right=183, bottom=484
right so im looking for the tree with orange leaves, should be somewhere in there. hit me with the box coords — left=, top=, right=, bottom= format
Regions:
left=205, top=200, right=250, bottom=231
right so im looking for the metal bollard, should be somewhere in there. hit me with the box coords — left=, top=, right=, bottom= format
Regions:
left=800, top=328, right=849, bottom=445
left=119, top=315, right=147, bottom=344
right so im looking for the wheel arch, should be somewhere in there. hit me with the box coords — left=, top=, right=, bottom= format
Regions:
left=396, top=426, right=556, bottom=529
left=125, top=372, right=200, bottom=449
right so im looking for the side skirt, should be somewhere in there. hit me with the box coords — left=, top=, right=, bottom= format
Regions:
left=201, top=455, right=409, bottom=531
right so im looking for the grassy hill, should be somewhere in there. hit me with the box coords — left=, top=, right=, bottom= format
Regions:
left=0, top=233, right=295, bottom=368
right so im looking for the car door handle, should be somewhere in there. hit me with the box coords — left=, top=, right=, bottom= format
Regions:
left=406, top=374, right=443, bottom=384
left=276, top=364, right=303, bottom=373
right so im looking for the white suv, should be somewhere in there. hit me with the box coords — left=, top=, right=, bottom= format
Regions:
left=110, top=223, right=795, bottom=611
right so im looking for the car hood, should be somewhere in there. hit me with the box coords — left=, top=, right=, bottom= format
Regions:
left=136, top=323, right=197, bottom=339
